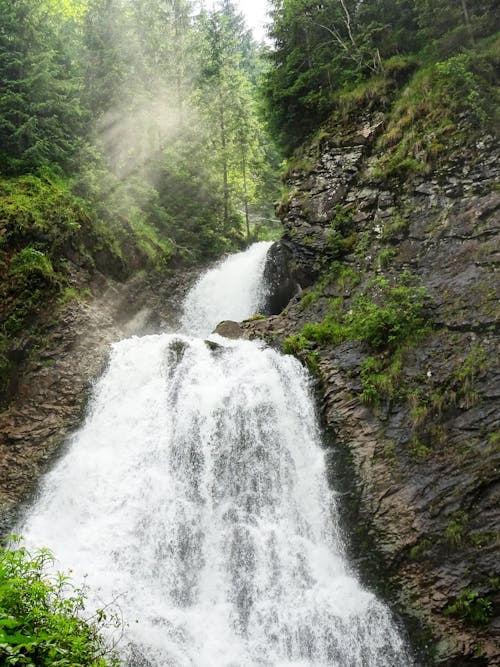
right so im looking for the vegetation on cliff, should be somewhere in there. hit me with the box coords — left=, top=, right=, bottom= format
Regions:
left=262, top=0, right=499, bottom=155
left=253, top=2, right=500, bottom=663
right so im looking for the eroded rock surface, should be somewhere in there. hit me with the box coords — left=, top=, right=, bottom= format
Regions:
left=0, top=270, right=195, bottom=533
left=245, top=121, right=500, bottom=665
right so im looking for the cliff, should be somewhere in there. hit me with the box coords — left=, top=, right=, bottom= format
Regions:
left=243, top=111, right=499, bottom=664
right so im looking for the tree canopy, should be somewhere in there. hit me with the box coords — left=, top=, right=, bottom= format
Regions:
left=261, top=0, right=499, bottom=154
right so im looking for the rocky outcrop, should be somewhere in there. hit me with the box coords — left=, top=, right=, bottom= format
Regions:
left=244, top=120, right=500, bottom=665
left=0, top=269, right=196, bottom=533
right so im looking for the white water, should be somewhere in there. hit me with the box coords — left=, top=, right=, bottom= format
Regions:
left=181, top=241, right=272, bottom=337
left=20, top=243, right=413, bottom=666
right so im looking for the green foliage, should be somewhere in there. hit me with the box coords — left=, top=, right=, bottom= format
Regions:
left=289, top=275, right=430, bottom=357
left=283, top=334, right=309, bottom=355
left=282, top=337, right=320, bottom=375
left=299, top=290, right=322, bottom=310
left=346, top=277, right=429, bottom=350
left=305, top=350, right=320, bottom=375
left=434, top=53, right=488, bottom=125
left=453, top=345, right=487, bottom=408
left=8, top=249, right=56, bottom=286
left=445, top=512, right=468, bottom=548
left=376, top=247, right=397, bottom=268
left=302, top=316, right=345, bottom=347
left=444, top=589, right=493, bottom=626
left=359, top=354, right=401, bottom=406
left=409, top=538, right=431, bottom=561
left=262, top=0, right=498, bottom=154
left=0, top=538, right=119, bottom=666
left=380, top=214, right=409, bottom=242
left=246, top=313, right=266, bottom=321
left=0, top=0, right=85, bottom=176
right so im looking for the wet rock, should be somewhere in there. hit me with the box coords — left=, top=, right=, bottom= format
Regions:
left=262, top=241, right=299, bottom=313
left=213, top=320, right=244, bottom=339
left=0, top=269, right=197, bottom=534
left=244, top=116, right=500, bottom=665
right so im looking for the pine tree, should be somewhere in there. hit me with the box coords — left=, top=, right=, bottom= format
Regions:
left=0, top=0, right=84, bottom=175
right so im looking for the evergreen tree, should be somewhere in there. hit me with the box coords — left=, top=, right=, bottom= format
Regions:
left=0, top=0, right=84, bottom=175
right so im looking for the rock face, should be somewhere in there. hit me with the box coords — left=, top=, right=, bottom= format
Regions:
left=245, top=120, right=499, bottom=665
left=213, top=320, right=245, bottom=339
left=262, top=240, right=300, bottom=314
left=0, top=269, right=197, bottom=534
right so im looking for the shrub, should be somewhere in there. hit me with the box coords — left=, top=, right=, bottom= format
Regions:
left=0, top=538, right=120, bottom=666
left=345, top=277, right=429, bottom=350
left=302, top=316, right=344, bottom=346
left=444, top=589, right=493, bottom=626
left=283, top=334, right=309, bottom=354
left=8, top=248, right=56, bottom=286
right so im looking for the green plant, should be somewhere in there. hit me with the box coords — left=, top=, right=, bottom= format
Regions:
left=454, top=345, right=487, bottom=408
left=8, top=248, right=56, bottom=285
left=377, top=247, right=397, bottom=268
left=305, top=351, right=320, bottom=375
left=435, top=54, right=487, bottom=126
left=0, top=537, right=120, bottom=666
left=409, top=435, right=432, bottom=460
left=445, top=511, right=468, bottom=548
left=299, top=290, right=322, bottom=310
left=246, top=313, right=266, bottom=321
left=380, top=215, right=409, bottom=243
left=346, top=277, right=430, bottom=350
left=444, top=589, right=493, bottom=626
left=283, top=334, right=309, bottom=355
left=302, top=315, right=344, bottom=346
left=58, top=287, right=92, bottom=305
left=360, top=357, right=386, bottom=406
left=410, top=538, right=431, bottom=561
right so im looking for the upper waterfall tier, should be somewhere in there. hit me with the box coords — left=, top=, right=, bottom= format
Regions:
left=181, top=241, right=272, bottom=337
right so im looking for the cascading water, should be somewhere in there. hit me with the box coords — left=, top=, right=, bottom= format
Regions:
left=180, top=241, right=272, bottom=336
left=20, top=242, right=414, bottom=666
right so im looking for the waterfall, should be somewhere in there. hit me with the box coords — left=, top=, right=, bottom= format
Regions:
left=181, top=241, right=272, bottom=337
left=20, top=244, right=414, bottom=666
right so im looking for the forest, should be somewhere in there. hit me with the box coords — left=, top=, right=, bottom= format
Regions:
left=0, top=0, right=499, bottom=664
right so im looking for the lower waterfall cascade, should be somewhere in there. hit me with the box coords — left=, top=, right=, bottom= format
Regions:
left=20, top=242, right=415, bottom=666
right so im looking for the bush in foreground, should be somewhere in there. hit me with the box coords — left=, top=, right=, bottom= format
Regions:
left=0, top=538, right=120, bottom=666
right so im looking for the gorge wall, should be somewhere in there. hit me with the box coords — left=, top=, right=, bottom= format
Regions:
left=243, top=114, right=499, bottom=665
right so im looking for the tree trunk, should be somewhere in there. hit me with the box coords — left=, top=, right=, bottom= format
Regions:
left=241, top=145, right=250, bottom=240
left=219, top=99, right=229, bottom=229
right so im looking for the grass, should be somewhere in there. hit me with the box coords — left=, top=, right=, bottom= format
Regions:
left=370, top=36, right=499, bottom=181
